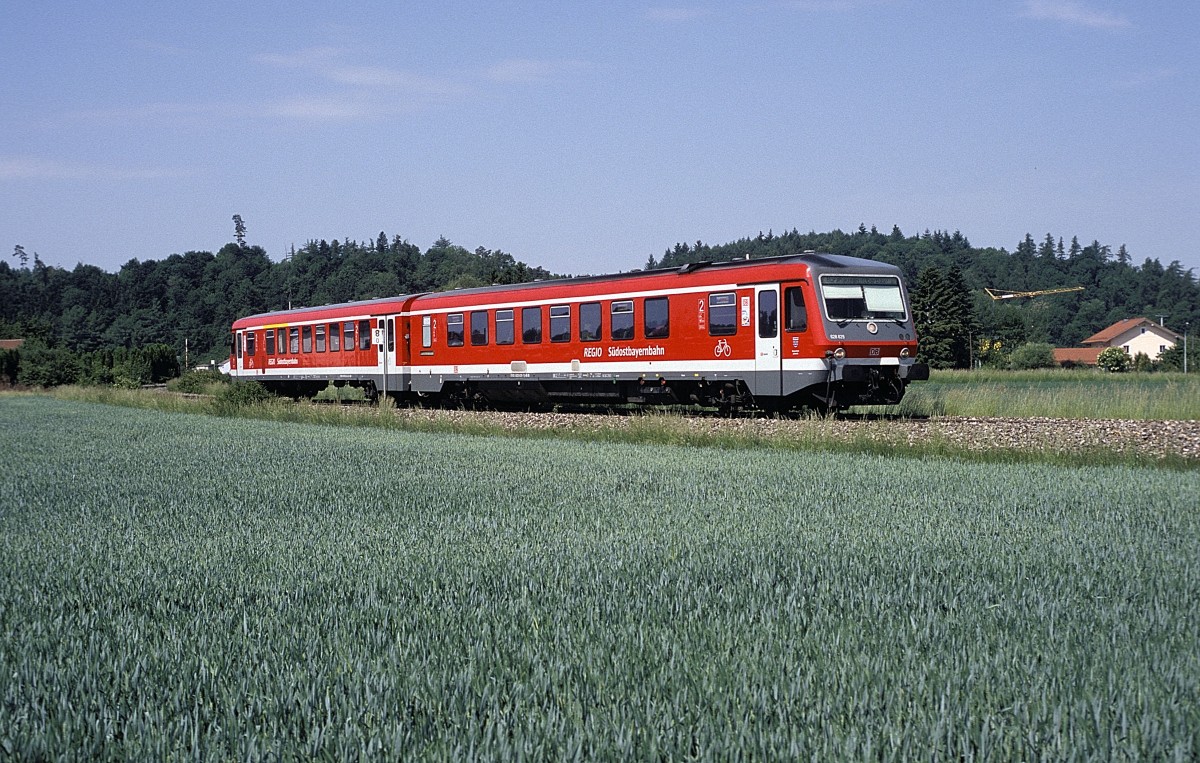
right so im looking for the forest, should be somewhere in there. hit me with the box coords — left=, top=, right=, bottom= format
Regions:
left=2, top=224, right=1198, bottom=378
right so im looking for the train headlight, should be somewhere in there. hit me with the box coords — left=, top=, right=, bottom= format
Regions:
left=900, top=347, right=910, bottom=358
left=833, top=347, right=846, bottom=360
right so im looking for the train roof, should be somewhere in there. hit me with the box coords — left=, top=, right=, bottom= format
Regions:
left=234, top=252, right=899, bottom=325
left=419, top=252, right=899, bottom=299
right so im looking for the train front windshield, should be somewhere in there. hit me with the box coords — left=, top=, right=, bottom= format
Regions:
left=819, top=275, right=907, bottom=322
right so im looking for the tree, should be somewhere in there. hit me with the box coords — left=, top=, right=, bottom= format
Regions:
left=12, top=244, right=29, bottom=268
left=233, top=215, right=247, bottom=247
left=912, top=266, right=978, bottom=369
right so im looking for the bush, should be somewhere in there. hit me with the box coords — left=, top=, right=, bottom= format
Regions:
left=169, top=369, right=230, bottom=395
left=1096, top=347, right=1131, bottom=373
left=1007, top=342, right=1056, bottom=370
left=213, top=380, right=272, bottom=408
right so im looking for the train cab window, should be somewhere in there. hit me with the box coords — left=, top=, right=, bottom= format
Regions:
left=265, top=329, right=276, bottom=355
left=644, top=297, right=669, bottom=338
left=470, top=311, right=488, bottom=345
left=329, top=323, right=341, bottom=352
left=580, top=302, right=601, bottom=342
left=245, top=332, right=256, bottom=356
left=785, top=287, right=808, bottom=332
left=447, top=313, right=465, bottom=347
left=522, top=306, right=542, bottom=343
left=611, top=301, right=634, bottom=340
left=315, top=325, right=326, bottom=352
left=289, top=327, right=300, bottom=354
left=422, top=315, right=432, bottom=348
left=758, top=290, right=778, bottom=339
left=709, top=292, right=737, bottom=336
left=357, top=320, right=371, bottom=350
left=550, top=305, right=571, bottom=342
left=496, top=309, right=515, bottom=345
left=302, top=326, right=313, bottom=353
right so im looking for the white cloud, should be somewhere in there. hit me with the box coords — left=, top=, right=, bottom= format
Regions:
left=1021, top=0, right=1130, bottom=29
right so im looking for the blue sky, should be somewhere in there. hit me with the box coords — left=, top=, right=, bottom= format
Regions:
left=3, top=1, right=1197, bottom=278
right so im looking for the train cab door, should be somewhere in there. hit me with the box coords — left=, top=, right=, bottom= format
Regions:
left=754, top=286, right=782, bottom=398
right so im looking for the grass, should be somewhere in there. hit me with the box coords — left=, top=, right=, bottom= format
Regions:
left=858, top=368, right=1200, bottom=420
left=1, top=396, right=1197, bottom=759
left=2, top=383, right=1194, bottom=470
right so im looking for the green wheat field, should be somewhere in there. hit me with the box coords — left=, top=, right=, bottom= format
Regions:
left=1, top=396, right=1197, bottom=760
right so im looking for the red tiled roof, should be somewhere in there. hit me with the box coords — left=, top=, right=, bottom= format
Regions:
left=1081, top=317, right=1181, bottom=345
left=0, top=339, right=24, bottom=351
left=1053, top=347, right=1103, bottom=365
left=1081, top=318, right=1150, bottom=345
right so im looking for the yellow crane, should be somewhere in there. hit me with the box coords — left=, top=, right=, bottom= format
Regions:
left=984, top=286, right=1084, bottom=301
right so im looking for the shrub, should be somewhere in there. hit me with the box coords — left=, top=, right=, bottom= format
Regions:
left=212, top=380, right=272, bottom=408
left=1096, top=346, right=1131, bottom=373
left=169, top=369, right=230, bottom=395
left=1007, top=342, right=1056, bottom=370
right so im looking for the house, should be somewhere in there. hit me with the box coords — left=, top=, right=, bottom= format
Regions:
left=0, top=339, right=24, bottom=351
left=1053, top=317, right=1181, bottom=366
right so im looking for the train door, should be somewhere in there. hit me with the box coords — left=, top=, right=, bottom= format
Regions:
left=754, top=286, right=782, bottom=397
left=234, top=330, right=245, bottom=375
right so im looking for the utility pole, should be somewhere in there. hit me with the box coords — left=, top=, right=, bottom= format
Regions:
left=1185, top=323, right=1190, bottom=374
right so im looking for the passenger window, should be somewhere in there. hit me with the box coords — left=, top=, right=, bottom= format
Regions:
left=387, top=318, right=395, bottom=352
left=329, top=323, right=341, bottom=352
left=470, top=311, right=488, bottom=345
left=422, top=315, right=432, bottom=348
left=522, top=306, right=542, bottom=343
left=265, top=329, right=276, bottom=355
left=302, top=326, right=313, bottom=353
left=246, top=332, right=256, bottom=356
left=580, top=302, right=601, bottom=342
left=759, top=290, right=778, bottom=339
left=550, top=305, right=571, bottom=342
left=289, top=327, right=300, bottom=354
left=709, top=292, right=737, bottom=336
left=447, top=313, right=465, bottom=347
left=315, top=324, right=326, bottom=352
left=644, top=297, right=669, bottom=338
left=611, top=301, right=634, bottom=340
left=496, top=309, right=514, bottom=345
left=785, top=287, right=808, bottom=332
left=355, top=316, right=369, bottom=350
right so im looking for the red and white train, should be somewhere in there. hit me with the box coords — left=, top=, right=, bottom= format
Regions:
left=229, top=253, right=929, bottom=412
